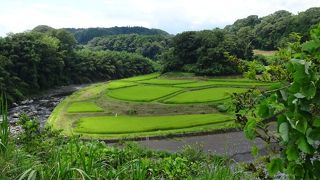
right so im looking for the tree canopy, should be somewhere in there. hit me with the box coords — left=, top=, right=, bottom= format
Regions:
left=87, top=34, right=171, bottom=60
left=0, top=28, right=154, bottom=103
left=64, top=26, right=170, bottom=44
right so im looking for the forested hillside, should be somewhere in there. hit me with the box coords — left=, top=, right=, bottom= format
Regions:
left=161, top=29, right=251, bottom=75
left=0, top=28, right=154, bottom=103
left=64, top=26, right=170, bottom=44
left=87, top=34, right=171, bottom=60
left=225, top=7, right=320, bottom=50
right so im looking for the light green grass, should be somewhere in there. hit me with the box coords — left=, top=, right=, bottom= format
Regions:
left=67, top=102, right=104, bottom=113
left=107, top=81, right=136, bottom=90
left=121, top=73, right=160, bottom=82
left=75, top=83, right=108, bottom=101
left=107, top=85, right=182, bottom=102
left=76, top=121, right=236, bottom=139
left=164, top=87, right=248, bottom=104
left=75, top=114, right=233, bottom=134
left=208, top=78, right=258, bottom=83
left=174, top=81, right=269, bottom=88
left=140, top=78, right=196, bottom=85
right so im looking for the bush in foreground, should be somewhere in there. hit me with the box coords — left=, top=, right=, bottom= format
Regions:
left=0, top=113, right=252, bottom=179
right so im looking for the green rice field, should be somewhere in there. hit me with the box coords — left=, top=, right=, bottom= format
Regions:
left=107, top=85, right=182, bottom=102
left=75, top=114, right=232, bottom=134
left=106, top=81, right=136, bottom=90
left=67, top=102, right=104, bottom=113
left=163, top=87, right=248, bottom=104
left=48, top=72, right=272, bottom=140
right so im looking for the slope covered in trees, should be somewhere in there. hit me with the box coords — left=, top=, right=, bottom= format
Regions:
left=161, top=29, right=252, bottom=75
left=88, top=34, right=171, bottom=60
left=0, top=28, right=154, bottom=103
left=225, top=7, right=320, bottom=50
left=64, top=26, right=170, bottom=44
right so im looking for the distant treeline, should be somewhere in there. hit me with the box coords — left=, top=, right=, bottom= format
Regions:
left=225, top=7, right=320, bottom=50
left=87, top=34, right=172, bottom=60
left=0, top=27, right=154, bottom=103
left=64, top=26, right=170, bottom=44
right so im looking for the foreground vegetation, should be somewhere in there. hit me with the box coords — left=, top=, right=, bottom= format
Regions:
left=233, top=25, right=320, bottom=179
left=0, top=105, right=252, bottom=179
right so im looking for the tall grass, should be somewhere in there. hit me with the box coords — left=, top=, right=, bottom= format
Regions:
left=0, top=93, right=9, bottom=156
left=0, top=109, right=253, bottom=179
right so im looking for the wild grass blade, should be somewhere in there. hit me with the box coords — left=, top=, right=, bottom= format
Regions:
left=0, top=93, right=9, bottom=156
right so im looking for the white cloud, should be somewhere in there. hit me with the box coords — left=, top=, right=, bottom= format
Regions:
left=0, top=0, right=319, bottom=36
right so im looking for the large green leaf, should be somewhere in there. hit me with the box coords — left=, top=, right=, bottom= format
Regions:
left=293, top=63, right=308, bottom=84
left=279, top=122, right=289, bottom=142
left=244, top=119, right=256, bottom=140
left=312, top=117, right=320, bottom=127
left=295, top=119, right=308, bottom=134
left=258, top=101, right=270, bottom=118
left=297, top=136, right=312, bottom=154
left=286, top=144, right=299, bottom=161
left=301, top=82, right=316, bottom=99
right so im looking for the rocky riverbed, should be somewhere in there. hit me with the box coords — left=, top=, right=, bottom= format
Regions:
left=8, top=84, right=89, bottom=134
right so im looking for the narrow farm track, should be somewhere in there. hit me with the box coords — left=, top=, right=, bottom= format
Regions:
left=136, top=131, right=265, bottom=162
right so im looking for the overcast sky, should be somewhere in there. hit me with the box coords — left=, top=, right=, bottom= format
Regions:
left=0, top=0, right=319, bottom=36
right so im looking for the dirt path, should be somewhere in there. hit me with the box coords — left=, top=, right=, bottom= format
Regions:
left=136, top=131, right=265, bottom=162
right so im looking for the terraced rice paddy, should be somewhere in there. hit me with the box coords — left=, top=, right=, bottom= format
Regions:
left=48, top=73, right=272, bottom=139
left=75, top=114, right=233, bottom=134
left=163, top=87, right=248, bottom=104
left=107, top=85, right=182, bottom=102
left=67, top=102, right=104, bottom=113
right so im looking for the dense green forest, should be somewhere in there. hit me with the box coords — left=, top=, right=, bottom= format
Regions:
left=0, top=28, right=154, bottom=103
left=88, top=34, right=171, bottom=60
left=225, top=7, right=320, bottom=50
left=161, top=29, right=252, bottom=75
left=64, top=26, right=170, bottom=44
